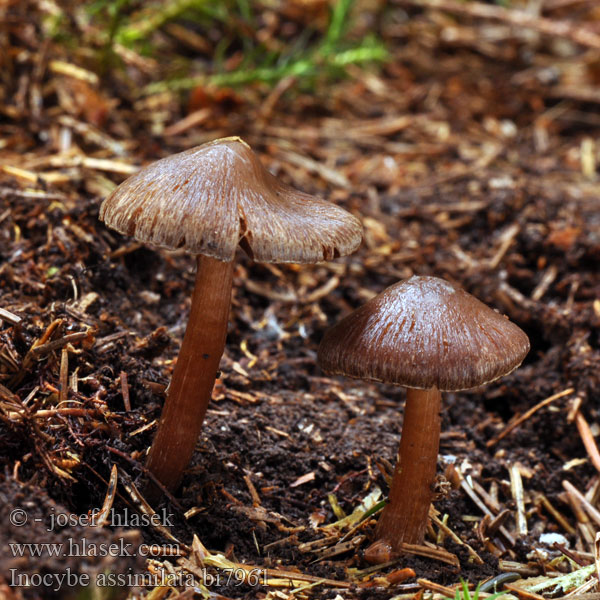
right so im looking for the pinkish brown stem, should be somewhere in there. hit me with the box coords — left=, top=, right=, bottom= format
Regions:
left=366, top=387, right=441, bottom=562
left=145, top=254, right=234, bottom=499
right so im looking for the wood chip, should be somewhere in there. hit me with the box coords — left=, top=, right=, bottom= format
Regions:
left=0, top=307, right=22, bottom=326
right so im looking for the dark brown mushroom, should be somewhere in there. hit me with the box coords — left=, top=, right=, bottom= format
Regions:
left=317, top=275, right=529, bottom=561
left=100, top=136, right=363, bottom=499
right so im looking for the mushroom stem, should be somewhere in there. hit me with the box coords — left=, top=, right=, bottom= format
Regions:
left=145, top=254, right=234, bottom=498
left=374, top=387, right=441, bottom=550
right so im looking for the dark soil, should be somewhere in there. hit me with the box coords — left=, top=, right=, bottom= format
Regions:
left=1, top=2, right=600, bottom=599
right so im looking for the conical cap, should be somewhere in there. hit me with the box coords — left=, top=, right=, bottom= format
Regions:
left=100, top=137, right=362, bottom=263
left=318, top=276, right=530, bottom=391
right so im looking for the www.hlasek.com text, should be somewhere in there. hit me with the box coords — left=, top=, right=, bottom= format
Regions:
left=9, top=538, right=178, bottom=559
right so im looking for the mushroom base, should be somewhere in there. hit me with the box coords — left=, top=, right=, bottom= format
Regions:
left=145, top=255, right=234, bottom=500
left=369, top=387, right=441, bottom=557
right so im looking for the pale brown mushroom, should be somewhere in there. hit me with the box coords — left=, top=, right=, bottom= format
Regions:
left=317, top=275, right=529, bottom=561
left=100, top=136, right=362, bottom=498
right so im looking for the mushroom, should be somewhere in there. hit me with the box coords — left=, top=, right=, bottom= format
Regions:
left=317, top=275, right=529, bottom=561
left=100, top=137, right=362, bottom=498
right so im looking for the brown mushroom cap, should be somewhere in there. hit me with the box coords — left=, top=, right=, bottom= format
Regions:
left=99, top=137, right=362, bottom=263
left=318, top=275, right=530, bottom=391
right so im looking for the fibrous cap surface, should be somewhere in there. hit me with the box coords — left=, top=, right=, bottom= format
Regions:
left=100, top=137, right=363, bottom=263
left=318, top=275, right=530, bottom=391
